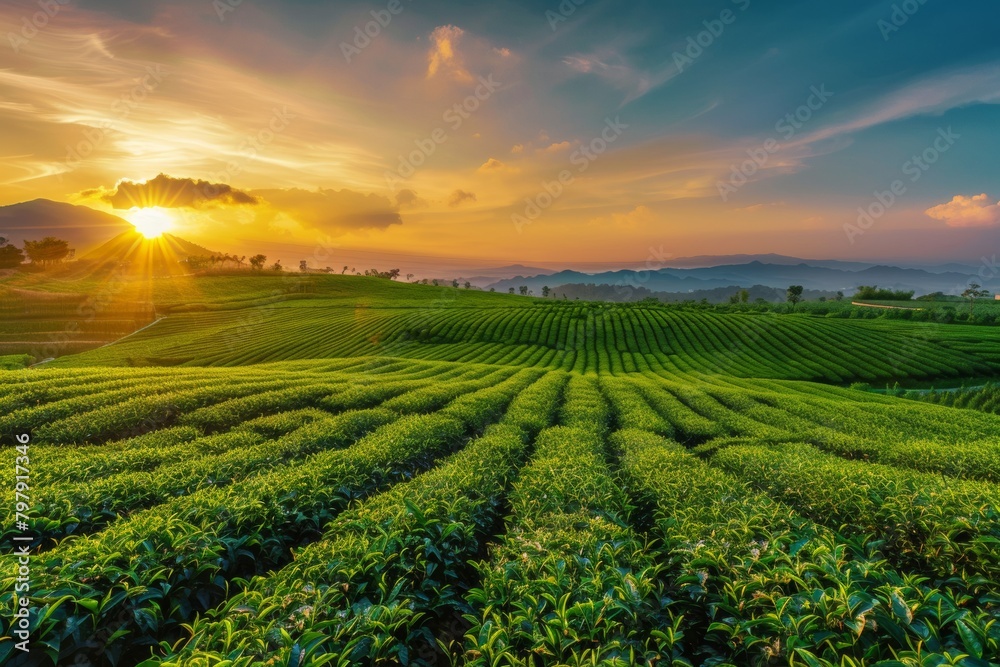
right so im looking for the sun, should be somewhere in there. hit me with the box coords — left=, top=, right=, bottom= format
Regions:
left=126, top=207, right=174, bottom=239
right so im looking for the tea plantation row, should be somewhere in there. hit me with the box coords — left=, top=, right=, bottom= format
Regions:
left=1, top=361, right=998, bottom=665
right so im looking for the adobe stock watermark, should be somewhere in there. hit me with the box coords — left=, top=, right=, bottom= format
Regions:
left=545, top=0, right=588, bottom=31
left=877, top=0, right=930, bottom=41
left=384, top=75, right=501, bottom=190
left=612, top=245, right=672, bottom=300
left=974, top=254, right=1000, bottom=287
left=672, top=0, right=751, bottom=74
left=844, top=126, right=959, bottom=244
left=63, top=65, right=168, bottom=171
left=340, top=0, right=414, bottom=62
left=511, top=116, right=628, bottom=232
left=942, top=253, right=1000, bottom=296
left=6, top=0, right=70, bottom=53
left=200, top=106, right=296, bottom=197
left=212, top=0, right=245, bottom=22
left=718, top=84, right=833, bottom=201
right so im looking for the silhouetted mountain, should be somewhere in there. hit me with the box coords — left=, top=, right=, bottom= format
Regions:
left=0, top=199, right=132, bottom=255
left=464, top=264, right=555, bottom=285
left=653, top=253, right=878, bottom=272
left=80, top=231, right=218, bottom=275
left=486, top=261, right=980, bottom=297
left=550, top=283, right=838, bottom=304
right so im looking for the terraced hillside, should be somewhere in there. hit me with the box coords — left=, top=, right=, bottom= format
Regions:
left=0, top=286, right=155, bottom=360
left=2, top=276, right=1000, bottom=666
left=29, top=276, right=1000, bottom=384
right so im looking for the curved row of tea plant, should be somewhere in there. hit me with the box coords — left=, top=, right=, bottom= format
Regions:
left=49, top=299, right=1000, bottom=383
left=615, top=429, right=1000, bottom=665
left=143, top=372, right=570, bottom=666
left=0, top=370, right=542, bottom=664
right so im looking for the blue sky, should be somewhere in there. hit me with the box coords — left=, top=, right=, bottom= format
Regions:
left=2, top=0, right=999, bottom=262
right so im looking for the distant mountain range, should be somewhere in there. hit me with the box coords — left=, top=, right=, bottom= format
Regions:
left=465, top=264, right=554, bottom=281
left=552, top=283, right=838, bottom=304
left=0, top=198, right=989, bottom=295
left=486, top=261, right=983, bottom=297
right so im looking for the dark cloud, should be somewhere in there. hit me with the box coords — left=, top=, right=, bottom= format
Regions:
left=83, top=173, right=259, bottom=209
left=395, top=188, right=427, bottom=208
left=447, top=189, right=477, bottom=207
left=251, top=187, right=402, bottom=231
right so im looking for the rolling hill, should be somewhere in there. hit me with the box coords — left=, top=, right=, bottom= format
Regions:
left=79, top=230, right=218, bottom=276
left=3, top=272, right=1000, bottom=666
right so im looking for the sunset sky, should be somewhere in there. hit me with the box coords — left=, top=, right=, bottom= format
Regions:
left=2, top=0, right=1000, bottom=267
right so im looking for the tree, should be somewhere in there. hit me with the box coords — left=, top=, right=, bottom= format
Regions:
left=835, top=291, right=844, bottom=302
left=299, top=260, right=308, bottom=272
left=961, top=282, right=991, bottom=315
left=249, top=254, right=267, bottom=270
left=464, top=281, right=471, bottom=289
left=342, top=265, right=348, bottom=274
left=542, top=285, right=550, bottom=298
left=786, top=285, right=803, bottom=309
left=406, top=273, right=414, bottom=282
left=365, top=268, right=401, bottom=280
left=519, top=285, right=528, bottom=296
left=728, top=293, right=740, bottom=304
left=739, top=289, right=749, bottom=303
left=271, top=259, right=283, bottom=271
left=854, top=285, right=915, bottom=301
left=508, top=287, right=515, bottom=294
left=0, top=237, right=25, bottom=269
left=489, top=287, right=495, bottom=292
left=23, top=236, right=71, bottom=266
left=451, top=279, right=459, bottom=288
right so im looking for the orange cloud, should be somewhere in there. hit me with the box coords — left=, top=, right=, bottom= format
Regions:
left=427, top=25, right=473, bottom=82
left=590, top=205, right=656, bottom=228
left=925, top=194, right=1000, bottom=227
left=478, top=157, right=518, bottom=174
left=447, top=189, right=477, bottom=207
left=539, top=141, right=573, bottom=154
left=252, top=187, right=402, bottom=231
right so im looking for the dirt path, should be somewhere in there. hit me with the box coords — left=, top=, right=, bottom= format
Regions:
left=851, top=301, right=924, bottom=311
left=98, top=317, right=165, bottom=348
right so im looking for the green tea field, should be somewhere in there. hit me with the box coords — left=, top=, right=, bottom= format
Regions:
left=2, top=275, right=999, bottom=666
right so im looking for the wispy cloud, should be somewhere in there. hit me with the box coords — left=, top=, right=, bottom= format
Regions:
left=562, top=49, right=675, bottom=106
left=795, top=63, right=1000, bottom=147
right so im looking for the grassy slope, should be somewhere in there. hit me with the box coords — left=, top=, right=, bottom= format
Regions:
left=2, top=272, right=987, bottom=383
left=6, top=274, right=1000, bottom=665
